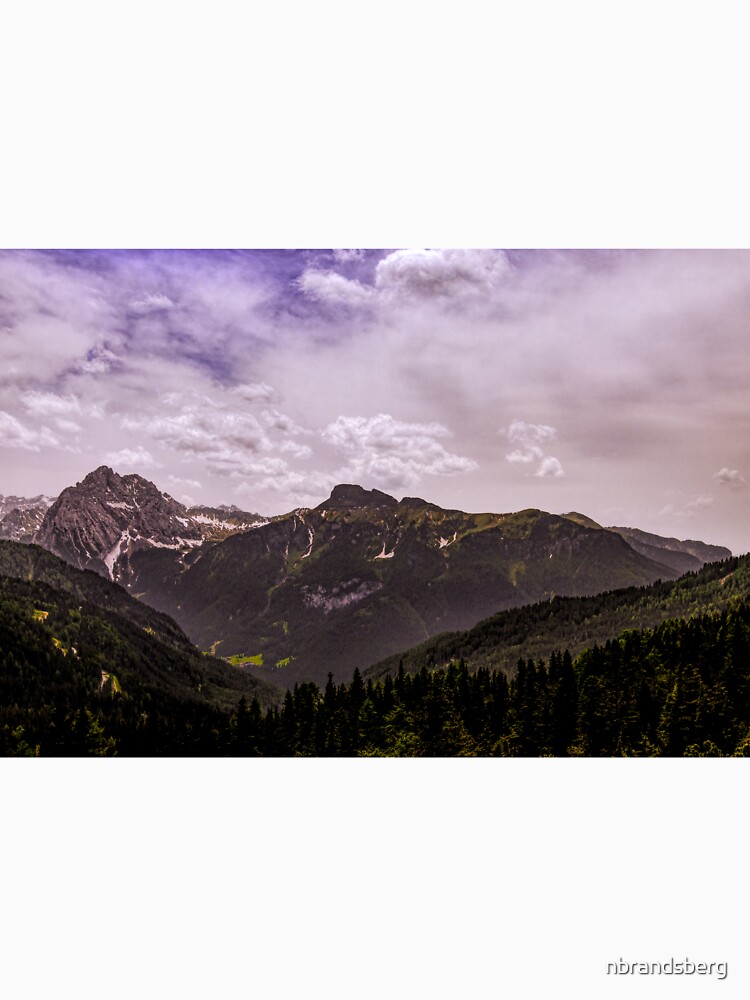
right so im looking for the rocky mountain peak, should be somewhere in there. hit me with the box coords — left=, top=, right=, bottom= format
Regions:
left=317, top=484, right=399, bottom=510
left=31, top=467, right=270, bottom=580
left=35, top=467, right=202, bottom=580
left=80, top=465, right=117, bottom=486
left=0, top=492, right=56, bottom=518
left=0, top=492, right=57, bottom=544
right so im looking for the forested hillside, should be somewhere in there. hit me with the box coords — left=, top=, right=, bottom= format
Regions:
left=0, top=570, right=279, bottom=756
left=0, top=540, right=198, bottom=656
left=367, top=555, right=750, bottom=679
left=4, top=576, right=750, bottom=755
left=219, top=598, right=750, bottom=756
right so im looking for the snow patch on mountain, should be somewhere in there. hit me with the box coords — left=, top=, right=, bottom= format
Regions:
left=302, top=579, right=383, bottom=613
left=300, top=528, right=314, bottom=559
left=104, top=530, right=131, bottom=579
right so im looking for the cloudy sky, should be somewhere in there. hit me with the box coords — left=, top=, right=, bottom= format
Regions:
left=0, top=248, right=748, bottom=553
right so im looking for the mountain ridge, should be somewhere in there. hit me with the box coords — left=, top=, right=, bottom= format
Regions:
left=366, top=552, right=750, bottom=681
left=0, top=493, right=56, bottom=543
left=17, top=467, right=733, bottom=688
left=125, top=483, right=688, bottom=685
left=34, top=466, right=266, bottom=581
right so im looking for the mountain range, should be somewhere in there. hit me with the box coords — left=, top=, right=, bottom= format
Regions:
left=0, top=493, right=55, bottom=542
left=8, top=466, right=732, bottom=687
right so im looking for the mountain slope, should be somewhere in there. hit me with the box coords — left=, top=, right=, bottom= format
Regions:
left=129, top=485, right=681, bottom=686
left=231, top=597, right=750, bottom=756
left=607, top=525, right=731, bottom=573
left=562, top=513, right=731, bottom=574
left=34, top=466, right=265, bottom=581
left=0, top=493, right=56, bottom=519
left=0, top=493, right=55, bottom=543
left=187, top=504, right=266, bottom=541
left=0, top=540, right=280, bottom=711
left=366, top=553, right=750, bottom=680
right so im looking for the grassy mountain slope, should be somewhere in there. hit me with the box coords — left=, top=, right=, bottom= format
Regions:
left=562, top=513, right=732, bottom=574
left=0, top=542, right=280, bottom=717
left=608, top=525, right=731, bottom=572
left=0, top=540, right=200, bottom=656
left=366, top=554, right=749, bottom=680
left=128, top=489, right=680, bottom=686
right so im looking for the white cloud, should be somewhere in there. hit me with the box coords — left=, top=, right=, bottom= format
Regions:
left=535, top=456, right=565, bottom=478
left=232, top=382, right=276, bottom=403
left=55, top=417, right=83, bottom=433
left=261, top=408, right=310, bottom=436
left=124, top=406, right=273, bottom=474
left=297, top=249, right=512, bottom=312
left=168, top=474, right=203, bottom=490
left=713, top=467, right=746, bottom=489
left=234, top=457, right=290, bottom=477
left=375, top=249, right=511, bottom=299
left=118, top=387, right=319, bottom=486
left=659, top=496, right=714, bottom=518
left=76, top=346, right=118, bottom=375
left=507, top=419, right=558, bottom=446
left=237, top=468, right=338, bottom=506
left=506, top=445, right=543, bottom=464
left=322, top=413, right=477, bottom=490
left=0, top=411, right=59, bottom=451
left=130, top=292, right=175, bottom=313
left=20, top=391, right=82, bottom=417
left=280, top=439, right=313, bottom=459
left=332, top=249, right=366, bottom=264
left=104, top=446, right=159, bottom=469
left=504, top=420, right=563, bottom=477
left=297, top=269, right=374, bottom=307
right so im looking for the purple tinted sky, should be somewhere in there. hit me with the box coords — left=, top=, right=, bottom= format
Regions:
left=0, top=248, right=748, bottom=553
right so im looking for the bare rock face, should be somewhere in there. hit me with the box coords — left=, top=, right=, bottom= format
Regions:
left=0, top=494, right=55, bottom=543
left=35, top=466, right=205, bottom=580
left=0, top=493, right=56, bottom=520
left=0, top=503, right=51, bottom=542
left=317, top=484, right=399, bottom=510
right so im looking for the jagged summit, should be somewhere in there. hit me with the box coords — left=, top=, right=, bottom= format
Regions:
left=35, top=467, right=201, bottom=580
left=79, top=465, right=175, bottom=499
left=0, top=492, right=56, bottom=543
left=317, top=484, right=399, bottom=510
left=80, top=465, right=118, bottom=485
left=33, top=466, right=263, bottom=581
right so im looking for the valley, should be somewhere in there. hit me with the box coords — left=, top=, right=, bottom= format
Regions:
left=4, top=467, right=733, bottom=689
left=1, top=462, right=743, bottom=756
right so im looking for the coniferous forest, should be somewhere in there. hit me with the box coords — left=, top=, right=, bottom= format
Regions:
left=3, top=558, right=750, bottom=755
left=188, top=601, right=750, bottom=757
